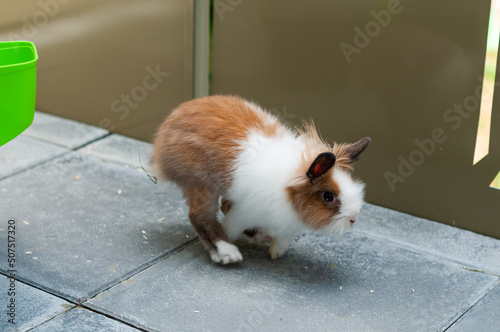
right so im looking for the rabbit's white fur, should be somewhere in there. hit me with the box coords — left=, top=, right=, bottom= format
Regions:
left=222, top=128, right=364, bottom=259
left=223, top=129, right=305, bottom=240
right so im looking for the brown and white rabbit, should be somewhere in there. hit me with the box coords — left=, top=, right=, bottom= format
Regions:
left=151, top=95, right=370, bottom=264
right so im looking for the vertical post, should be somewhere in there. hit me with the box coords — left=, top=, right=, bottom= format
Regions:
left=193, top=0, right=210, bottom=98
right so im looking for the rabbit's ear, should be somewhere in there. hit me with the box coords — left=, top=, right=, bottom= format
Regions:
left=345, top=137, right=371, bottom=161
left=306, top=152, right=336, bottom=181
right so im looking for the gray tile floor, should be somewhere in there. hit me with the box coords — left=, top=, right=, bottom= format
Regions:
left=1, top=112, right=499, bottom=332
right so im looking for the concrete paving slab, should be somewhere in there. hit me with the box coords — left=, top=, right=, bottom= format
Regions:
left=0, top=275, right=72, bottom=332
left=87, top=232, right=498, bottom=332
left=0, top=152, right=195, bottom=302
left=448, top=281, right=500, bottom=332
left=355, top=203, right=500, bottom=275
left=0, top=135, right=68, bottom=180
left=79, top=134, right=152, bottom=168
left=23, top=111, right=108, bottom=149
left=32, top=307, right=140, bottom=332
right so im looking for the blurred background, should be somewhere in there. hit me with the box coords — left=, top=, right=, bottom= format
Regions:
left=1, top=0, right=498, bottom=238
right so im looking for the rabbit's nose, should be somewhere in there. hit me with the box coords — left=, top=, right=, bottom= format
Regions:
left=350, top=219, right=355, bottom=224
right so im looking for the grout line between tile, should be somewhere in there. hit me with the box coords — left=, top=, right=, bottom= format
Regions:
left=0, top=270, right=80, bottom=304
left=22, top=128, right=110, bottom=151
left=1, top=237, right=200, bottom=305
left=23, top=304, right=149, bottom=332
left=352, top=229, right=500, bottom=277
left=0, top=150, right=71, bottom=182
left=72, top=132, right=112, bottom=151
left=0, top=132, right=111, bottom=182
left=443, top=279, right=500, bottom=331
left=0, top=238, right=199, bottom=331
left=79, top=305, right=157, bottom=332
left=85, top=237, right=200, bottom=301
left=24, top=305, right=76, bottom=332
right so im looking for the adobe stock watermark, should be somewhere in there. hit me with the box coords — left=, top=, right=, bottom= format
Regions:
left=99, top=64, right=169, bottom=131
left=384, top=76, right=493, bottom=192
left=236, top=301, right=275, bottom=332
left=340, top=0, right=407, bottom=64
left=7, top=0, right=72, bottom=41
left=214, top=0, right=243, bottom=21
left=269, top=106, right=297, bottom=121
left=6, top=219, right=17, bottom=325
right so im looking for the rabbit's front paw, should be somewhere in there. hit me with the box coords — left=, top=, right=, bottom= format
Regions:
left=210, top=241, right=243, bottom=264
left=269, top=237, right=292, bottom=259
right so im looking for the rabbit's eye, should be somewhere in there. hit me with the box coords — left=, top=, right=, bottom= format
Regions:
left=322, top=192, right=335, bottom=202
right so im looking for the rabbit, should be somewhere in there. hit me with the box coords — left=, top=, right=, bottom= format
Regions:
left=150, top=95, right=370, bottom=264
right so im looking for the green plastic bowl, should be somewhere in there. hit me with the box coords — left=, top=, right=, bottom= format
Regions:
left=0, top=41, right=38, bottom=147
